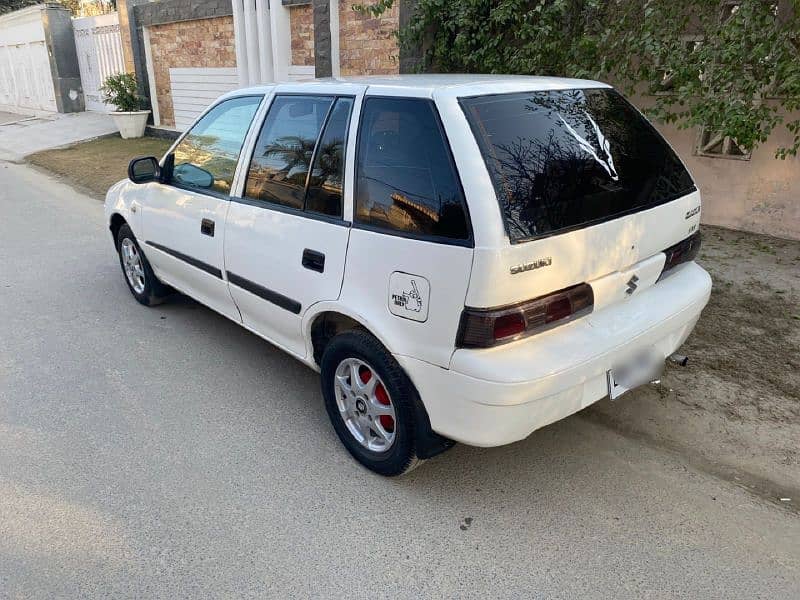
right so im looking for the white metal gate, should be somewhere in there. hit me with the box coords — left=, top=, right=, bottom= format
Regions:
left=73, top=12, right=125, bottom=112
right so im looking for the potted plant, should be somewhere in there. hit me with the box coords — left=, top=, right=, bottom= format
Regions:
left=101, top=73, right=150, bottom=139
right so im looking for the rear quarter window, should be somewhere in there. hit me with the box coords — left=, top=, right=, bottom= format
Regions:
left=461, top=88, right=695, bottom=242
left=355, top=97, right=471, bottom=244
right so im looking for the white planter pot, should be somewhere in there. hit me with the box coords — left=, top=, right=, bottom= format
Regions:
left=111, top=110, right=150, bottom=139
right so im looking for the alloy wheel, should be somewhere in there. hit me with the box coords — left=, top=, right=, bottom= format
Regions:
left=333, top=357, right=396, bottom=452
left=120, top=237, right=146, bottom=295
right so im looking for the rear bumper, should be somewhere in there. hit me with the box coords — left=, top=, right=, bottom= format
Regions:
left=397, top=261, right=712, bottom=447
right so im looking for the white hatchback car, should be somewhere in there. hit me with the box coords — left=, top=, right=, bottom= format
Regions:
left=106, top=75, right=711, bottom=475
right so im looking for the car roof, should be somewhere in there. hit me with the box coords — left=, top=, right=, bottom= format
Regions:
left=223, top=74, right=612, bottom=100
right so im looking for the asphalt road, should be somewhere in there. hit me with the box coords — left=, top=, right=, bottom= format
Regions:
left=1, top=162, right=799, bottom=599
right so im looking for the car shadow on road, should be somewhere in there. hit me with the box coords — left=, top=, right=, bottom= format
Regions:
left=150, top=291, right=695, bottom=511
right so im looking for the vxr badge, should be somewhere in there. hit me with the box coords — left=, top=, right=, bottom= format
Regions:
left=625, top=274, right=639, bottom=295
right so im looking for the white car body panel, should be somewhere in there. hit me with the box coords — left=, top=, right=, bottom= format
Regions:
left=105, top=75, right=712, bottom=448
left=399, top=261, right=711, bottom=446
left=224, top=208, right=351, bottom=356
left=340, top=230, right=473, bottom=368
left=465, top=189, right=702, bottom=309
left=139, top=184, right=240, bottom=320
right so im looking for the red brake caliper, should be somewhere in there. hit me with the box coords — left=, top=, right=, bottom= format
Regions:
left=360, top=367, right=394, bottom=433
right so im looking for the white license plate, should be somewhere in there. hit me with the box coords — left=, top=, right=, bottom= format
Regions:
left=607, top=350, right=664, bottom=400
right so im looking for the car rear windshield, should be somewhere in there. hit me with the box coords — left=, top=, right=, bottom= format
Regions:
left=460, top=88, right=695, bottom=242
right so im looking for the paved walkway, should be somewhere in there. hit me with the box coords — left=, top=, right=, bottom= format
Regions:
left=0, top=111, right=117, bottom=162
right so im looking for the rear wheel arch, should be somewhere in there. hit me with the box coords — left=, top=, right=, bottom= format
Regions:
left=309, top=310, right=455, bottom=462
left=308, top=310, right=381, bottom=368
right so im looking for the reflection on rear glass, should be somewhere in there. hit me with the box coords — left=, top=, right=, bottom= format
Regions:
left=461, top=89, right=695, bottom=242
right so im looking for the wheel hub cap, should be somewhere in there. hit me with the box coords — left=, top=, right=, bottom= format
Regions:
left=333, top=358, right=396, bottom=453
left=120, top=238, right=145, bottom=294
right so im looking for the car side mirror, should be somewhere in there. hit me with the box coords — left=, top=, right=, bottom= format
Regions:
left=128, top=156, right=160, bottom=184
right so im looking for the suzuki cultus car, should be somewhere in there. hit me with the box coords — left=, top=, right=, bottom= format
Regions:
left=106, top=75, right=711, bottom=475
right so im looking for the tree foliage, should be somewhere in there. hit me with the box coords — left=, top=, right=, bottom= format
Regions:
left=356, top=0, right=800, bottom=158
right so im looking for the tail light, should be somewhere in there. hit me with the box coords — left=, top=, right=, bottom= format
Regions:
left=457, top=283, right=594, bottom=349
left=659, top=231, right=701, bottom=280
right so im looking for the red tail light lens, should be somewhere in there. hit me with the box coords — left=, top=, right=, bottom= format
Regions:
left=659, top=231, right=702, bottom=280
left=457, top=283, right=594, bottom=348
left=493, top=313, right=526, bottom=339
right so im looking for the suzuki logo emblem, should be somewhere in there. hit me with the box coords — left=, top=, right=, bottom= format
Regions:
left=626, top=274, right=640, bottom=295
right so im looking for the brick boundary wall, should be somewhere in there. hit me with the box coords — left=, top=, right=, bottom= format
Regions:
left=147, top=16, right=237, bottom=127
left=119, top=0, right=234, bottom=120
left=290, top=4, right=315, bottom=67
left=313, top=0, right=415, bottom=77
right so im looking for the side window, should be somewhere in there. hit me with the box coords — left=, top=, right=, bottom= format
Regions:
left=244, top=95, right=334, bottom=210
left=305, top=97, right=354, bottom=218
left=355, top=97, right=470, bottom=241
left=171, top=96, right=262, bottom=195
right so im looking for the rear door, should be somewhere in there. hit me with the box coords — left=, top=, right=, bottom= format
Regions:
left=224, top=90, right=360, bottom=357
left=140, top=95, right=262, bottom=320
left=339, top=93, right=475, bottom=368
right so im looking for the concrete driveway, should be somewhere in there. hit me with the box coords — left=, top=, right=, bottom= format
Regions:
left=0, top=111, right=117, bottom=162
left=1, top=162, right=799, bottom=598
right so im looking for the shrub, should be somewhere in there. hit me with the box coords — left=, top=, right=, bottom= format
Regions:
left=100, top=73, right=146, bottom=112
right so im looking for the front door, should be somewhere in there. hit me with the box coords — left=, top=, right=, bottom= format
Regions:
left=224, top=93, right=358, bottom=357
left=140, top=95, right=263, bottom=320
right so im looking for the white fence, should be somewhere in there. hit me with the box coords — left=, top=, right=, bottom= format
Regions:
left=0, top=6, right=57, bottom=113
left=169, top=67, right=240, bottom=130
left=73, top=12, right=124, bottom=112
left=166, top=65, right=312, bottom=131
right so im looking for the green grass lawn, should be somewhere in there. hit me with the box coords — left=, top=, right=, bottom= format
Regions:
left=27, top=134, right=173, bottom=198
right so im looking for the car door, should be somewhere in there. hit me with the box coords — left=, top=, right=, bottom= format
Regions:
left=339, top=93, right=475, bottom=368
left=225, top=90, right=361, bottom=358
left=140, top=95, right=263, bottom=320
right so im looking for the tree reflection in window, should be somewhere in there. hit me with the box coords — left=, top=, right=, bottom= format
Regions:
left=172, top=96, right=262, bottom=195
left=463, top=89, right=695, bottom=241
left=244, top=96, right=333, bottom=210
left=306, top=98, right=353, bottom=217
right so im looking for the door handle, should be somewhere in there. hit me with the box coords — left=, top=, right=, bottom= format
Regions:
left=200, top=218, right=215, bottom=237
left=302, top=248, right=325, bottom=273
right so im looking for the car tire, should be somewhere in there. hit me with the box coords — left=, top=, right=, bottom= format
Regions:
left=321, top=330, right=424, bottom=476
left=116, top=223, right=171, bottom=306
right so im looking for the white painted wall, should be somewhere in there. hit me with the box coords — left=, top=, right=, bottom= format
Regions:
left=169, top=67, right=240, bottom=130
left=0, top=6, right=57, bottom=114
left=287, top=65, right=315, bottom=81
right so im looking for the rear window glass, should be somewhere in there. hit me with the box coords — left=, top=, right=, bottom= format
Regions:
left=461, top=88, right=695, bottom=242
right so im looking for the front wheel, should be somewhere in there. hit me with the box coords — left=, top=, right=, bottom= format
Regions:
left=116, top=223, right=170, bottom=306
left=321, top=330, right=423, bottom=476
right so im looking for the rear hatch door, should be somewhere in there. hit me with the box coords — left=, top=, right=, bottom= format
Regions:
left=459, top=87, right=701, bottom=312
